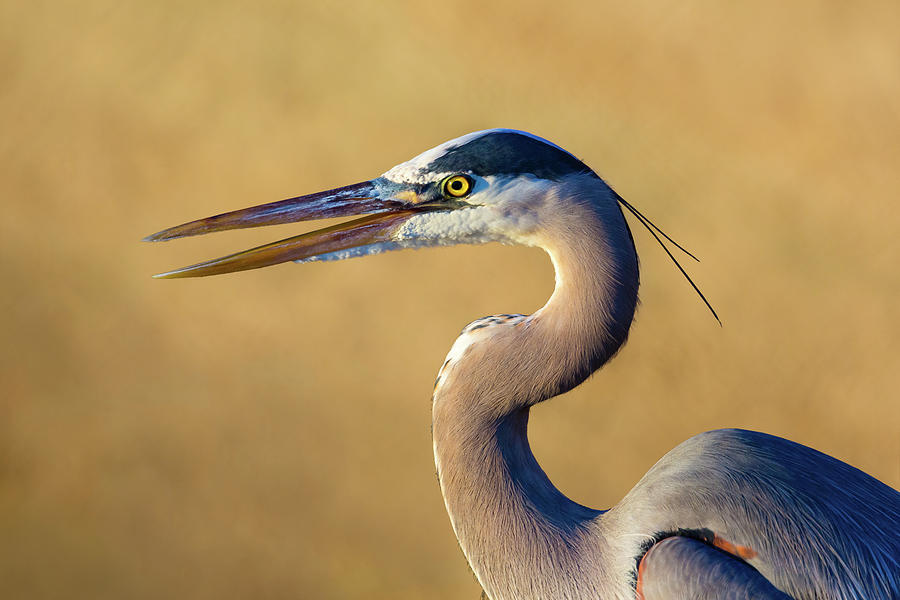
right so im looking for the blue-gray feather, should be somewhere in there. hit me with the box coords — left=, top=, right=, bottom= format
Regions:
left=622, top=429, right=900, bottom=599
left=638, top=536, right=792, bottom=599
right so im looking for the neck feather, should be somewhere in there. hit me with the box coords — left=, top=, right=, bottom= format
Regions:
left=432, top=179, right=639, bottom=599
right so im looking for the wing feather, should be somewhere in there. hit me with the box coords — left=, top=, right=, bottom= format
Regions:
left=637, top=536, right=792, bottom=600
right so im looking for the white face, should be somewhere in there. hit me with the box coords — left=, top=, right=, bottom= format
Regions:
left=374, top=130, right=572, bottom=253
left=390, top=175, right=553, bottom=249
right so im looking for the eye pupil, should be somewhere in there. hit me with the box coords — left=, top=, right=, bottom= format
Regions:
left=451, top=181, right=462, bottom=190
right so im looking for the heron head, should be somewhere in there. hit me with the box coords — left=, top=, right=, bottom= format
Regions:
left=145, top=129, right=600, bottom=278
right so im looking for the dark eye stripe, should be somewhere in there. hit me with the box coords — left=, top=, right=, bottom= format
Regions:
left=429, top=132, right=592, bottom=180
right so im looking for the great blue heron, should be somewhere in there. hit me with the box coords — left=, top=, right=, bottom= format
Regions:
left=146, top=130, right=900, bottom=599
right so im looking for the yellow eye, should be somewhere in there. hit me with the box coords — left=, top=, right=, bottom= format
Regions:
left=442, top=175, right=473, bottom=198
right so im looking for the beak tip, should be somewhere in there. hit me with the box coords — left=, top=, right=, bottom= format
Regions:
left=152, top=269, right=190, bottom=279
left=143, top=230, right=175, bottom=242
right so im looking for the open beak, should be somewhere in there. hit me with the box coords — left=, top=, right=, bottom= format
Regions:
left=144, top=179, right=432, bottom=278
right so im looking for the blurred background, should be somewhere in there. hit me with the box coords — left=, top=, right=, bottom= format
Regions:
left=1, top=1, right=898, bottom=598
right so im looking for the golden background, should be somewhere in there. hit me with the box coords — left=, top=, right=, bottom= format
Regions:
left=2, top=2, right=898, bottom=598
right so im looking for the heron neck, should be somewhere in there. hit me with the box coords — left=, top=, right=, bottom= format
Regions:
left=432, top=185, right=638, bottom=599
left=434, top=407, right=606, bottom=599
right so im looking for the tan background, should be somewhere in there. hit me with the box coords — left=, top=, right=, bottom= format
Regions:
left=2, top=1, right=898, bottom=598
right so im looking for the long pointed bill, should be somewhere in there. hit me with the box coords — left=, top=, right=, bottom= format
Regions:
left=152, top=211, right=417, bottom=279
left=145, top=179, right=436, bottom=278
left=143, top=181, right=404, bottom=242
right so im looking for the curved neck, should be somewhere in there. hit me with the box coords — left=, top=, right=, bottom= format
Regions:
left=432, top=181, right=639, bottom=599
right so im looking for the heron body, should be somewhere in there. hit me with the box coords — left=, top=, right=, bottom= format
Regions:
left=147, top=129, right=900, bottom=599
